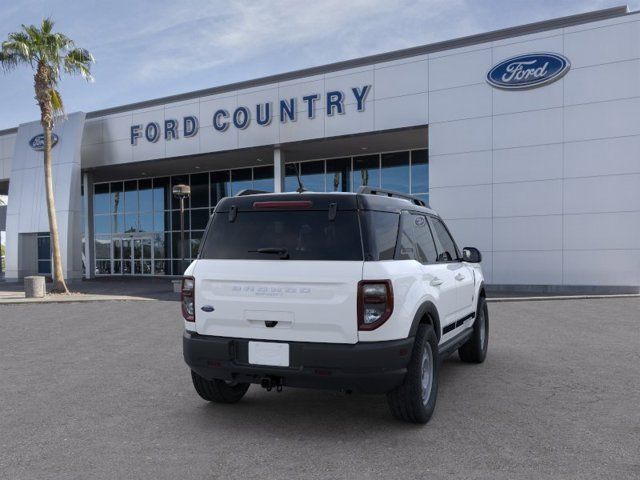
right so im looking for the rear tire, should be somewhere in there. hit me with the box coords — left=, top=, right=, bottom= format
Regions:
left=191, top=370, right=250, bottom=403
left=458, top=296, right=489, bottom=363
left=386, top=324, right=439, bottom=424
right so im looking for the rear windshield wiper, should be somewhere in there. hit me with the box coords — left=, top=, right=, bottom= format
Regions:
left=249, top=247, right=290, bottom=259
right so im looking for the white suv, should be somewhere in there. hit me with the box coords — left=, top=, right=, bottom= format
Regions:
left=182, top=187, right=488, bottom=424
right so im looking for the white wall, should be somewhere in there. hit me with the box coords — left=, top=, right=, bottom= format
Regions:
left=429, top=12, right=640, bottom=287
left=0, top=133, right=16, bottom=181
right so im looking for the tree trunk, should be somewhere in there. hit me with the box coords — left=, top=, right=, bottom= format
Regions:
left=43, top=122, right=69, bottom=294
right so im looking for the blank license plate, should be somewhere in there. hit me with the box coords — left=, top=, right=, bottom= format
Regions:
left=248, top=341, right=290, bottom=367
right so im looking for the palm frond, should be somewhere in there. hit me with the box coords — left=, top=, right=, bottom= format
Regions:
left=64, top=47, right=94, bottom=81
left=49, top=88, right=64, bottom=117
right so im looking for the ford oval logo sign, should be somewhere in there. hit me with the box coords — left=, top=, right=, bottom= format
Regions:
left=487, top=53, right=570, bottom=90
left=29, top=133, right=59, bottom=151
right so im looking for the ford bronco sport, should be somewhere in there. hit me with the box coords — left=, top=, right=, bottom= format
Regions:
left=182, top=187, right=488, bottom=424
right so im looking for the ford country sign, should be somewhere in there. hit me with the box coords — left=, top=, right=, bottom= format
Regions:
left=487, top=53, right=570, bottom=90
left=29, top=133, right=59, bottom=151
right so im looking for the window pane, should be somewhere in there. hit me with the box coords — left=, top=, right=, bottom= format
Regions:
left=94, top=184, right=110, bottom=214
left=95, top=237, right=110, bottom=259
left=122, top=239, right=132, bottom=259
left=154, top=260, right=168, bottom=275
left=139, top=214, right=153, bottom=232
left=37, top=235, right=51, bottom=260
left=201, top=211, right=363, bottom=261
left=284, top=163, right=300, bottom=192
left=124, top=180, right=138, bottom=213
left=381, top=151, right=410, bottom=193
left=191, top=209, right=210, bottom=230
left=253, top=166, right=274, bottom=192
left=112, top=213, right=124, bottom=234
left=301, top=161, right=325, bottom=192
left=153, top=211, right=168, bottom=232
left=111, top=182, right=123, bottom=214
left=191, top=231, right=203, bottom=258
left=138, top=179, right=153, bottom=212
left=96, top=260, right=111, bottom=275
left=429, top=217, right=459, bottom=262
left=363, top=211, right=399, bottom=261
left=94, top=215, right=111, bottom=235
left=412, top=215, right=438, bottom=264
left=172, top=232, right=188, bottom=258
left=190, top=173, right=209, bottom=208
left=38, top=260, right=52, bottom=275
left=153, top=233, right=167, bottom=258
left=153, top=177, right=170, bottom=211
left=411, top=149, right=429, bottom=193
left=172, top=210, right=190, bottom=231
left=124, top=213, right=138, bottom=233
left=353, top=155, right=380, bottom=190
left=326, top=158, right=351, bottom=192
left=113, top=238, right=122, bottom=259
left=211, top=171, right=230, bottom=206
left=231, top=168, right=252, bottom=195
left=113, top=261, right=122, bottom=274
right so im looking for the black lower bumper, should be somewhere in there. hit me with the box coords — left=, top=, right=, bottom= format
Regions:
left=183, top=332, right=414, bottom=394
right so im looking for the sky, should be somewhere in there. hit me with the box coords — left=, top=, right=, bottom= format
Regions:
left=0, top=0, right=638, bottom=130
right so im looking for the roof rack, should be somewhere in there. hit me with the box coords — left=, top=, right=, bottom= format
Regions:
left=357, top=186, right=428, bottom=207
left=234, top=189, right=269, bottom=197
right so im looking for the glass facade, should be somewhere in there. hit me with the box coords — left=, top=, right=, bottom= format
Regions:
left=92, top=148, right=428, bottom=276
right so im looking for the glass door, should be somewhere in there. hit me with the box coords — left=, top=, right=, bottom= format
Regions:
left=112, top=235, right=153, bottom=275
left=133, top=236, right=153, bottom=275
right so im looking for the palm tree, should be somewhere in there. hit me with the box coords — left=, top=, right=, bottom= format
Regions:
left=0, top=18, right=93, bottom=293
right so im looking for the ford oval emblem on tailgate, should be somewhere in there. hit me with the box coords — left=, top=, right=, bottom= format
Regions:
left=201, top=305, right=214, bottom=312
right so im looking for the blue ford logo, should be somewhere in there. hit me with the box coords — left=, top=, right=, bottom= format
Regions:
left=29, top=133, right=59, bottom=151
left=487, top=53, right=570, bottom=90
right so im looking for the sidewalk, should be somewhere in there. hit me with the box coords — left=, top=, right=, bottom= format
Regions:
left=0, top=277, right=179, bottom=304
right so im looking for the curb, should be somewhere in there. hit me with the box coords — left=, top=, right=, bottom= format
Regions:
left=487, top=294, right=640, bottom=303
left=0, top=295, right=157, bottom=305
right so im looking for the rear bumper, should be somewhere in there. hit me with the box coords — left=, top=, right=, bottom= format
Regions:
left=183, top=331, right=414, bottom=394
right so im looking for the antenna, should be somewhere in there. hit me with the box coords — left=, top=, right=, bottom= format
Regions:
left=292, top=163, right=306, bottom=193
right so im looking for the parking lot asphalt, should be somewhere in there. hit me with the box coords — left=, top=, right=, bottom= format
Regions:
left=1, top=298, right=639, bottom=479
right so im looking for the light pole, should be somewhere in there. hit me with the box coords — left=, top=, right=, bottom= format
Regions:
left=172, top=184, right=191, bottom=274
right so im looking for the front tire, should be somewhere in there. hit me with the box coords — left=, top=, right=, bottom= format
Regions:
left=386, top=324, right=439, bottom=424
left=191, top=370, right=250, bottom=403
left=458, top=296, right=489, bottom=363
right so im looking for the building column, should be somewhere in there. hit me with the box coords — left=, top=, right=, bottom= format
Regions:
left=82, top=172, right=94, bottom=279
left=273, top=147, right=285, bottom=193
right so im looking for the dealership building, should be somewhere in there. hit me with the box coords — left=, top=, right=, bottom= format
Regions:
left=0, top=6, right=639, bottom=292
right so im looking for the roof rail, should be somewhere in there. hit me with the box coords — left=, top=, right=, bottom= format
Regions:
left=357, top=186, right=428, bottom=207
left=234, top=189, right=269, bottom=197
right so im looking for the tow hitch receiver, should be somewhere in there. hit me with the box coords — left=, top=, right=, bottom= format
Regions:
left=260, top=376, right=283, bottom=392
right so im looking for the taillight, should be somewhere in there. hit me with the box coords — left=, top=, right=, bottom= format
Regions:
left=357, top=280, right=393, bottom=330
left=181, top=276, right=195, bottom=322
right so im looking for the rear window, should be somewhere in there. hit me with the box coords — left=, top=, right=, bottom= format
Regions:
left=200, top=210, right=363, bottom=261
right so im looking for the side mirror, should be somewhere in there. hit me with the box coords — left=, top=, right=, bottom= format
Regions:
left=462, top=247, right=482, bottom=263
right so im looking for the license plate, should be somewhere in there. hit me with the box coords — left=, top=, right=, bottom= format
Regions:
left=248, top=341, right=290, bottom=367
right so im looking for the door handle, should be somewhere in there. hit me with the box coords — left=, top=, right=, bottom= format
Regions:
left=430, top=277, right=444, bottom=287
left=455, top=273, right=465, bottom=281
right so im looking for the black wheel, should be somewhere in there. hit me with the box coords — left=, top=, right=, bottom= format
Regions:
left=386, top=324, right=439, bottom=424
left=190, top=370, right=250, bottom=403
left=458, top=296, right=489, bottom=363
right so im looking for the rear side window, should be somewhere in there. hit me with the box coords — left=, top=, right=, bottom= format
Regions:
left=362, top=211, right=399, bottom=261
left=200, top=210, right=363, bottom=261
left=397, top=212, right=438, bottom=264
left=428, top=217, right=460, bottom=262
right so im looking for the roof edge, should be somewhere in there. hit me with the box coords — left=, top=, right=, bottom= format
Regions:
left=0, top=5, right=631, bottom=134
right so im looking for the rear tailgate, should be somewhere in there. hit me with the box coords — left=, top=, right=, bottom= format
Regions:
left=193, top=260, right=362, bottom=343
left=194, top=196, right=364, bottom=344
